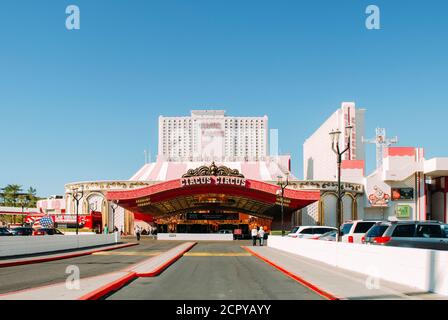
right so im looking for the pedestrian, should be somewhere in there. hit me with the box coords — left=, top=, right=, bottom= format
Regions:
left=135, top=225, right=141, bottom=241
left=258, top=226, right=265, bottom=246
left=251, top=226, right=258, bottom=246
left=103, top=224, right=109, bottom=234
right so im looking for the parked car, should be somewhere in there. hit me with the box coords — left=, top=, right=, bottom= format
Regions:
left=218, top=229, right=233, bottom=234
left=8, top=226, right=34, bottom=236
left=33, top=228, right=65, bottom=236
left=340, top=220, right=382, bottom=244
left=288, top=226, right=338, bottom=239
left=316, top=230, right=338, bottom=241
left=0, top=227, right=13, bottom=236
left=363, top=221, right=448, bottom=250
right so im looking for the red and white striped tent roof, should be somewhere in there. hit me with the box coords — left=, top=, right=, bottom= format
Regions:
left=130, top=160, right=296, bottom=182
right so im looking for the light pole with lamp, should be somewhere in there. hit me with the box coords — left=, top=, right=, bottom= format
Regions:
left=72, top=187, right=84, bottom=235
left=277, top=173, right=290, bottom=237
left=329, top=125, right=353, bottom=238
left=110, top=200, right=119, bottom=233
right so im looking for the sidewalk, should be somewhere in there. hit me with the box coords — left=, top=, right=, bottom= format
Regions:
left=244, top=246, right=448, bottom=300
left=0, top=271, right=136, bottom=300
left=0, top=242, right=138, bottom=268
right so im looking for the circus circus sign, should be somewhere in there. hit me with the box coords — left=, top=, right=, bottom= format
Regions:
left=181, top=176, right=246, bottom=187
left=181, top=162, right=246, bottom=187
left=368, top=186, right=390, bottom=207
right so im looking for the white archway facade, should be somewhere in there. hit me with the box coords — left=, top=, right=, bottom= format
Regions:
left=65, top=181, right=151, bottom=233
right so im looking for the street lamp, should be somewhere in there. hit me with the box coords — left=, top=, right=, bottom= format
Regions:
left=110, top=200, right=119, bottom=233
left=72, top=186, right=84, bottom=235
left=277, top=173, right=290, bottom=237
left=329, top=125, right=353, bottom=238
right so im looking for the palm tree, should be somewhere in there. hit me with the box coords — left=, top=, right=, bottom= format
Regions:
left=2, top=184, right=23, bottom=207
left=26, top=186, right=38, bottom=207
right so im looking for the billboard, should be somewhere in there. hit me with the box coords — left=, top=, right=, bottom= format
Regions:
left=391, top=188, right=414, bottom=201
left=197, top=119, right=225, bottom=160
left=186, top=213, right=239, bottom=220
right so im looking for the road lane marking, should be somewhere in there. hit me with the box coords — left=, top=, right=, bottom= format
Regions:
left=183, top=252, right=251, bottom=257
left=92, top=251, right=161, bottom=256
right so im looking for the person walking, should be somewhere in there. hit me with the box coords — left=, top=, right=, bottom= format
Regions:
left=103, top=224, right=109, bottom=234
left=258, top=226, right=265, bottom=246
left=135, top=225, right=141, bottom=241
left=251, top=226, right=258, bottom=246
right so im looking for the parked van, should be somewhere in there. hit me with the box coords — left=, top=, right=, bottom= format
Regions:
left=363, top=221, right=448, bottom=250
left=340, top=220, right=381, bottom=244
left=288, top=226, right=338, bottom=239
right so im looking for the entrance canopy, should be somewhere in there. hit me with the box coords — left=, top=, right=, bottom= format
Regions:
left=107, top=164, right=320, bottom=220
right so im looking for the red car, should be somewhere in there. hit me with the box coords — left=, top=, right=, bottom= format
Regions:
left=33, top=228, right=65, bottom=236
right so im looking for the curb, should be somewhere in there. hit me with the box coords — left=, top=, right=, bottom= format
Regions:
left=0, top=242, right=139, bottom=268
left=82, top=242, right=197, bottom=299
left=135, top=242, right=197, bottom=277
left=242, top=246, right=340, bottom=301
left=78, top=272, right=137, bottom=300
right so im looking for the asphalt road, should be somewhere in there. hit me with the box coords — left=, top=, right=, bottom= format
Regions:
left=0, top=239, right=181, bottom=294
left=107, top=241, right=324, bottom=300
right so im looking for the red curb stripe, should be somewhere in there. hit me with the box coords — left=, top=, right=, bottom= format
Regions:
left=242, top=246, right=339, bottom=301
left=136, top=242, right=197, bottom=277
left=78, top=272, right=137, bottom=301
left=81, top=242, right=197, bottom=300
left=0, top=269, right=134, bottom=299
left=0, top=242, right=138, bottom=268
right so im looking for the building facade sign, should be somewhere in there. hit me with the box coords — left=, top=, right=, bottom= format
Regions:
left=186, top=213, right=239, bottom=220
left=396, top=204, right=412, bottom=218
left=368, top=185, right=391, bottom=207
left=181, top=176, right=247, bottom=187
left=181, top=162, right=246, bottom=187
left=197, top=119, right=225, bottom=160
left=391, top=188, right=414, bottom=201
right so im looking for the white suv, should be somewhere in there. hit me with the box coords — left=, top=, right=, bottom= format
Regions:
left=288, top=226, right=338, bottom=239
left=340, top=220, right=381, bottom=243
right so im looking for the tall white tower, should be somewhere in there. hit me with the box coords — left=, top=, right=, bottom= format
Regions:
left=158, top=110, right=268, bottom=162
left=303, top=102, right=366, bottom=181
left=362, top=128, right=398, bottom=169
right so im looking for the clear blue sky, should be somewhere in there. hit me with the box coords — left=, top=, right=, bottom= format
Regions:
left=1, top=0, right=447, bottom=196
